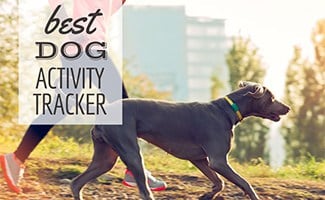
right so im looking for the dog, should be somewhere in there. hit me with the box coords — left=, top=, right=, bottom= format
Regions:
left=70, top=81, right=290, bottom=200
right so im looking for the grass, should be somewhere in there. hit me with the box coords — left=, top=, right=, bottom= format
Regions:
left=1, top=132, right=324, bottom=182
left=1, top=133, right=324, bottom=200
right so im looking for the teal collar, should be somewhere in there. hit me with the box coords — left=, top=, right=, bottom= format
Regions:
left=224, top=96, right=243, bottom=121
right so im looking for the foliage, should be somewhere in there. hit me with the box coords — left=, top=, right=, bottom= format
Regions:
left=123, top=67, right=171, bottom=100
left=0, top=0, right=24, bottom=136
left=51, top=125, right=93, bottom=144
left=225, top=36, right=269, bottom=163
left=226, top=37, right=266, bottom=86
left=277, top=155, right=325, bottom=180
left=282, top=20, right=325, bottom=162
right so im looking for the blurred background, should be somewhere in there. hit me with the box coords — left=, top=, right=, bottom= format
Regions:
left=0, top=0, right=324, bottom=171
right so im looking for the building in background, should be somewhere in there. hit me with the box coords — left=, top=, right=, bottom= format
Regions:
left=186, top=17, right=229, bottom=101
left=123, top=5, right=229, bottom=101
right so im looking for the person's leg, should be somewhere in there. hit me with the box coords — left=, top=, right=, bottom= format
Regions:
left=14, top=124, right=54, bottom=163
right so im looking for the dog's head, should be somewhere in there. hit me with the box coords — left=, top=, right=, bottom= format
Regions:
left=237, top=81, right=290, bottom=122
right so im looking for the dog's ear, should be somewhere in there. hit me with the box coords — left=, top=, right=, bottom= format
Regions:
left=239, top=81, right=256, bottom=88
left=239, top=81, right=249, bottom=88
left=244, top=84, right=265, bottom=98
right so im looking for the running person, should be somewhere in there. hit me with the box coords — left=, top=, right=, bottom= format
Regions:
left=0, top=0, right=167, bottom=193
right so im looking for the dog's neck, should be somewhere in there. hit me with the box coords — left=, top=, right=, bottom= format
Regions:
left=224, top=96, right=243, bottom=121
left=212, top=98, right=243, bottom=126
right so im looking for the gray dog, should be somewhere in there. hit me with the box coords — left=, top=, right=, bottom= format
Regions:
left=71, top=81, right=290, bottom=200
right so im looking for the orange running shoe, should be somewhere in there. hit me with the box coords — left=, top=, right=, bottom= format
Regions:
left=0, top=153, right=25, bottom=193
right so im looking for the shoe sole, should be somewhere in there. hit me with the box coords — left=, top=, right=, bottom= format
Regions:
left=122, top=180, right=167, bottom=191
left=0, top=155, right=21, bottom=193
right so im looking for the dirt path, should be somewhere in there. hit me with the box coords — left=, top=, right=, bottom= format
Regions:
left=0, top=158, right=324, bottom=200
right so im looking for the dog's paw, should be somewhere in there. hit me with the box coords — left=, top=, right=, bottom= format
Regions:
left=199, top=192, right=224, bottom=200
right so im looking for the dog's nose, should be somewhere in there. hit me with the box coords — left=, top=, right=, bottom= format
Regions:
left=285, top=105, right=291, bottom=113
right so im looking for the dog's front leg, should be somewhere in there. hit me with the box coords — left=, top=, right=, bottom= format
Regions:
left=120, top=152, right=154, bottom=200
left=208, top=157, right=259, bottom=200
left=114, top=132, right=154, bottom=200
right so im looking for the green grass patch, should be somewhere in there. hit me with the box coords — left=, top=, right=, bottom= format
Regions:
left=277, top=157, right=325, bottom=180
left=230, top=158, right=276, bottom=178
left=33, top=133, right=93, bottom=159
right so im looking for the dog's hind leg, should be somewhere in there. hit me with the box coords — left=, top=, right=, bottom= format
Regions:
left=191, top=158, right=224, bottom=200
left=70, top=131, right=118, bottom=200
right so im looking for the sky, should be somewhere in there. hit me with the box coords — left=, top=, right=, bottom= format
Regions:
left=128, top=0, right=325, bottom=98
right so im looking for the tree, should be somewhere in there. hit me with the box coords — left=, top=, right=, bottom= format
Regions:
left=225, top=36, right=269, bottom=163
left=282, top=20, right=325, bottom=162
left=123, top=68, right=171, bottom=100
left=0, top=0, right=24, bottom=136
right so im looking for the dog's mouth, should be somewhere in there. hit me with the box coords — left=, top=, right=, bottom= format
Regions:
left=255, top=112, right=281, bottom=122
left=269, top=113, right=281, bottom=122
left=257, top=105, right=291, bottom=122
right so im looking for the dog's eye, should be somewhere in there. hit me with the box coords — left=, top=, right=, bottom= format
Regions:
left=266, top=96, right=275, bottom=104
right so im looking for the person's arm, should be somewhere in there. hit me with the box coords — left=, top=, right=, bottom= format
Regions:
left=110, top=0, right=126, bottom=15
